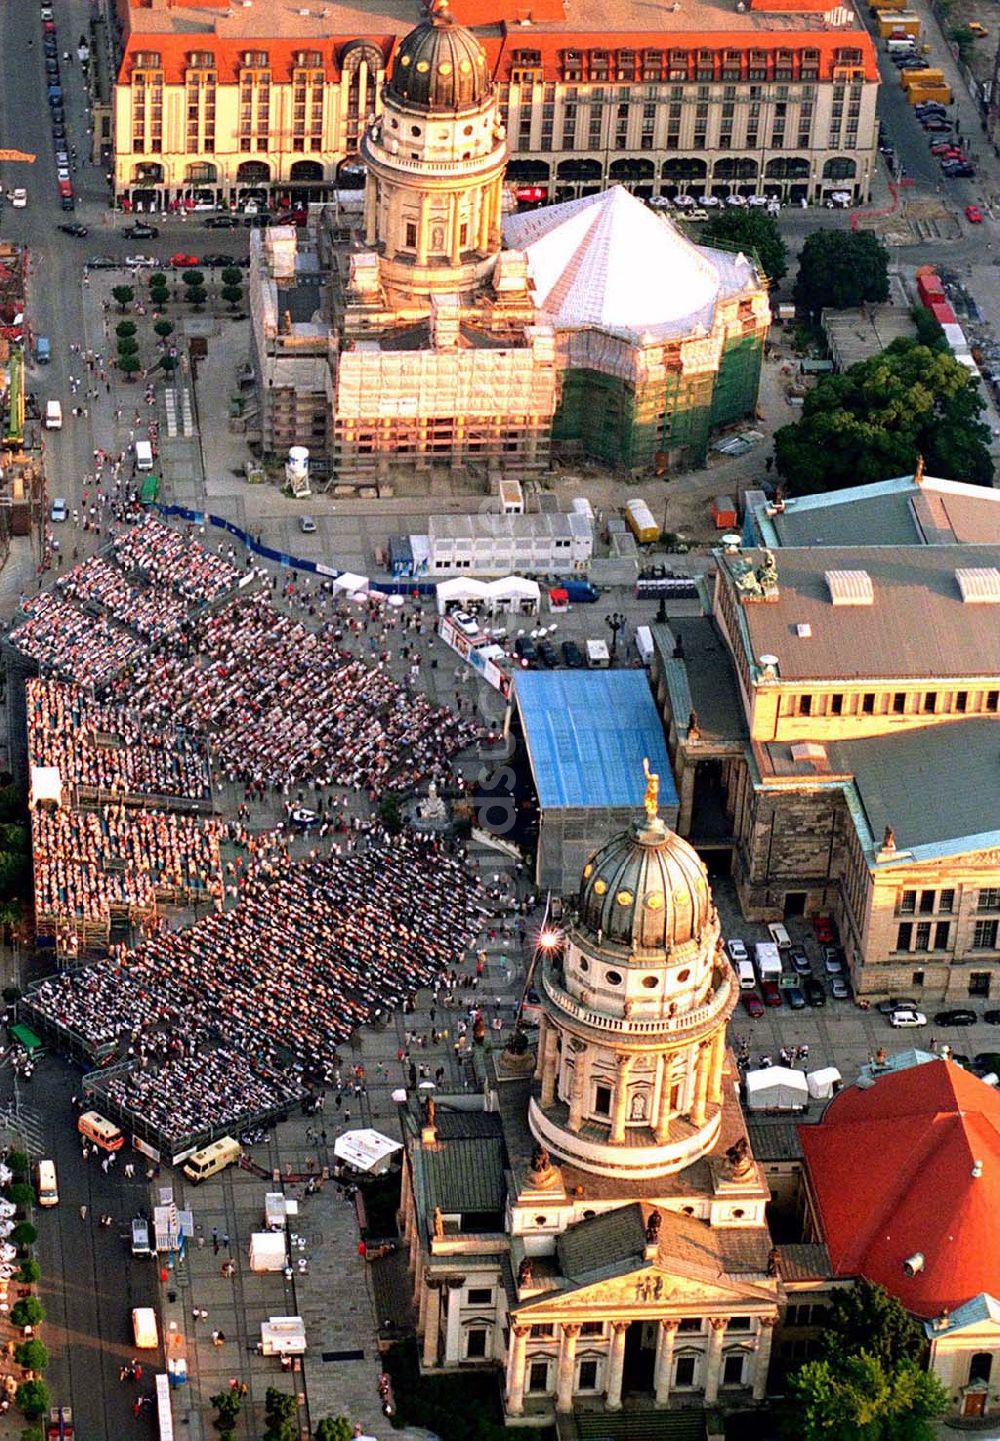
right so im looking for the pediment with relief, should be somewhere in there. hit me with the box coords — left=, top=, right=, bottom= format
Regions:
left=517, top=1263, right=777, bottom=1320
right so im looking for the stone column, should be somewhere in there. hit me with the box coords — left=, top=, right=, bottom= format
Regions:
left=422, top=1281, right=441, bottom=1369
left=709, top=1029, right=726, bottom=1106
left=677, top=761, right=697, bottom=834
left=753, top=1317, right=777, bottom=1401
left=450, top=192, right=462, bottom=265
left=704, top=1317, right=729, bottom=1404
left=555, top=1323, right=580, bottom=1412
left=654, top=1319, right=679, bottom=1406
left=534, top=1015, right=549, bottom=1081
left=691, top=1042, right=712, bottom=1126
left=416, top=192, right=430, bottom=265
left=506, top=1324, right=530, bottom=1416
left=478, top=184, right=491, bottom=252
left=610, top=1054, right=634, bottom=1144
left=567, top=1042, right=589, bottom=1132
left=605, top=1320, right=629, bottom=1410
left=655, top=1054, right=675, bottom=1144
left=363, top=176, right=377, bottom=246
left=541, top=1024, right=559, bottom=1108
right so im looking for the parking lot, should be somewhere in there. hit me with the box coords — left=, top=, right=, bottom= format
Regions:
left=713, top=880, right=1000, bottom=1090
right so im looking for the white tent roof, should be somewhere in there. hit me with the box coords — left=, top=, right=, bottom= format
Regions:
left=745, top=1066, right=809, bottom=1110
left=437, top=577, right=490, bottom=605
left=331, top=572, right=369, bottom=595
left=30, top=766, right=62, bottom=809
left=806, top=1066, right=842, bottom=1100
left=503, top=186, right=756, bottom=341
left=333, top=1128, right=403, bottom=1173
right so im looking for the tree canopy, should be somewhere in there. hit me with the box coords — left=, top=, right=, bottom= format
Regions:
left=820, top=1279, right=925, bottom=1371
left=794, top=229, right=889, bottom=316
left=774, top=338, right=994, bottom=492
left=786, top=1354, right=947, bottom=1441
left=700, top=209, right=788, bottom=287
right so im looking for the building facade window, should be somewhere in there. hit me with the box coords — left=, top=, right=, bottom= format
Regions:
left=465, top=1328, right=488, bottom=1359
left=969, top=972, right=992, bottom=997
left=675, top=1355, right=697, bottom=1386
left=527, top=1360, right=549, bottom=1392
left=978, top=889, right=1000, bottom=912
left=973, top=920, right=999, bottom=950
left=896, top=923, right=912, bottom=951
left=578, top=1359, right=599, bottom=1390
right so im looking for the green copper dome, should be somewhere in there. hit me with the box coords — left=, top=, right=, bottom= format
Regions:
left=578, top=817, right=711, bottom=953
left=386, top=5, right=491, bottom=114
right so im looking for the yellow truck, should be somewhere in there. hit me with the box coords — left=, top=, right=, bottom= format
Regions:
left=901, top=67, right=944, bottom=89
left=876, top=10, right=921, bottom=35
left=907, top=83, right=952, bottom=104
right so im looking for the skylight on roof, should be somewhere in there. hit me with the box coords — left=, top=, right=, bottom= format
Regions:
left=955, top=567, right=1000, bottom=604
left=825, top=569, right=874, bottom=606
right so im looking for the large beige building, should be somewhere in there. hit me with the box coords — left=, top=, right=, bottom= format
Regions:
left=399, top=782, right=781, bottom=1424
left=109, top=0, right=879, bottom=212
left=650, top=475, right=1000, bottom=1002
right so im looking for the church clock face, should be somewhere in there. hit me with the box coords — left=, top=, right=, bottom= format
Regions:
left=341, top=41, right=385, bottom=76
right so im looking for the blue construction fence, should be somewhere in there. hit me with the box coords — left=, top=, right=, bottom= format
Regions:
left=152, top=503, right=438, bottom=598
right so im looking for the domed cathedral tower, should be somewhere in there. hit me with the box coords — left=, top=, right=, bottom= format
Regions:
left=529, top=769, right=737, bottom=1181
left=360, top=0, right=507, bottom=301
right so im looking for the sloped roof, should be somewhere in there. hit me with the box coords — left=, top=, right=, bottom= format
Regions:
left=557, top=1203, right=648, bottom=1281
left=502, top=187, right=759, bottom=342
left=923, top=1292, right=1000, bottom=1338
left=800, top=1060, right=1000, bottom=1317
left=415, top=1135, right=506, bottom=1215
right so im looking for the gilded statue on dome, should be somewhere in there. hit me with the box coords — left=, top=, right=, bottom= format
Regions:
left=642, top=756, right=660, bottom=822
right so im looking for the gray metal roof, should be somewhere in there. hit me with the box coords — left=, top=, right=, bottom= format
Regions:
left=825, top=719, right=1000, bottom=857
left=652, top=618, right=748, bottom=745
left=747, top=1118, right=805, bottom=1161
left=776, top=1243, right=833, bottom=1283
left=722, top=544, right=1000, bottom=681
left=557, top=1203, right=648, bottom=1280
left=417, top=1136, right=506, bottom=1215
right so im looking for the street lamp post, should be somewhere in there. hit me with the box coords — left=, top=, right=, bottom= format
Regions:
left=605, top=611, right=627, bottom=662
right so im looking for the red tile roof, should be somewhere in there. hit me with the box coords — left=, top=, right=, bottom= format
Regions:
left=799, top=1060, right=1000, bottom=1318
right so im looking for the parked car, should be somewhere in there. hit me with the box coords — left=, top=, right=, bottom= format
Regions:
left=536, top=639, right=559, bottom=668
left=804, top=976, right=827, bottom=1007
left=204, top=214, right=240, bottom=229
left=972, top=1053, right=1000, bottom=1076
left=742, top=991, right=765, bottom=1018
left=823, top=950, right=845, bottom=975
left=812, top=915, right=834, bottom=944
left=830, top=977, right=851, bottom=1001
left=85, top=255, right=119, bottom=270
left=10, top=189, right=26, bottom=209
left=786, top=986, right=807, bottom=1010
left=514, top=636, right=537, bottom=666
left=889, top=1008, right=927, bottom=1028
left=243, top=213, right=273, bottom=228
left=727, top=938, right=749, bottom=965
left=933, top=1008, right=978, bottom=1027
left=450, top=610, right=479, bottom=637
left=57, top=222, right=88, bottom=237
left=298, top=515, right=317, bottom=534
left=943, top=163, right=976, bottom=178
left=965, top=206, right=984, bottom=222
left=125, top=254, right=158, bottom=269
left=201, top=252, right=237, bottom=268
left=876, top=996, right=919, bottom=1015
left=50, top=497, right=68, bottom=523
left=983, top=1010, right=1000, bottom=1025
left=561, top=640, right=585, bottom=668
left=789, top=946, right=812, bottom=976
left=169, top=252, right=200, bottom=267
left=760, top=980, right=783, bottom=1008
left=122, top=222, right=159, bottom=239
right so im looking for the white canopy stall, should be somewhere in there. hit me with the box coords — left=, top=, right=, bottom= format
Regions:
left=806, top=1067, right=843, bottom=1101
left=333, top=1128, right=403, bottom=1176
left=745, top=1066, right=809, bottom=1112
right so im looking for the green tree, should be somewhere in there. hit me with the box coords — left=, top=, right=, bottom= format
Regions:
left=210, top=1390, right=241, bottom=1424
left=111, top=285, right=135, bottom=314
left=148, top=272, right=168, bottom=289
left=379, top=792, right=404, bottom=836
left=14, top=1381, right=49, bottom=1420
left=8, top=1184, right=35, bottom=1211
left=314, top=1418, right=354, bottom=1441
left=265, top=1389, right=297, bottom=1422
left=793, top=230, right=889, bottom=317
left=221, top=284, right=244, bottom=310
left=149, top=286, right=168, bottom=310
left=186, top=285, right=208, bottom=310
left=14, top=1340, right=48, bottom=1373
left=154, top=320, right=174, bottom=341
left=786, top=1354, right=946, bottom=1441
left=182, top=270, right=205, bottom=290
left=157, top=355, right=178, bottom=374
left=116, top=337, right=139, bottom=358
left=115, top=321, right=137, bottom=340
left=774, top=338, right=994, bottom=492
left=11, top=1222, right=36, bottom=1248
left=6, top=1150, right=30, bottom=1178
left=220, top=266, right=243, bottom=288
left=910, top=306, right=947, bottom=354
left=821, top=1279, right=925, bottom=1371
left=10, top=1297, right=44, bottom=1329
left=16, top=1259, right=40, bottom=1285
left=118, top=354, right=143, bottom=380
left=20, top=1425, right=43, bottom=1441
left=700, top=208, right=788, bottom=287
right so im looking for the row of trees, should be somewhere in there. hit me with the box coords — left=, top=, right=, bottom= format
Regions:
left=0, top=1152, right=52, bottom=1436
left=112, top=266, right=245, bottom=316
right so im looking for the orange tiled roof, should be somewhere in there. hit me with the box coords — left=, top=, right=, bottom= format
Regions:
left=799, top=1060, right=1000, bottom=1318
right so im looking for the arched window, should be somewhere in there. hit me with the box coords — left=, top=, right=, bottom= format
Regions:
left=185, top=162, right=217, bottom=183
left=823, top=157, right=857, bottom=180
left=289, top=160, right=324, bottom=182
left=556, top=158, right=601, bottom=181
left=713, top=158, right=758, bottom=180
left=507, top=160, right=551, bottom=181
left=609, top=158, right=655, bottom=181
left=661, top=158, right=708, bottom=180
left=236, top=161, right=271, bottom=185
left=765, top=157, right=809, bottom=180
left=970, top=1353, right=993, bottom=1385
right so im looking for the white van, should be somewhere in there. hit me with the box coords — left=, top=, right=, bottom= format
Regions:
left=36, top=1159, right=58, bottom=1208
left=132, top=1306, right=159, bottom=1349
left=635, top=625, right=655, bottom=667
left=45, top=400, right=62, bottom=430
left=737, top=960, right=757, bottom=990
left=135, top=439, right=154, bottom=472
left=182, top=1135, right=242, bottom=1184
left=767, top=922, right=792, bottom=951
left=585, top=638, right=610, bottom=669
left=754, top=941, right=782, bottom=983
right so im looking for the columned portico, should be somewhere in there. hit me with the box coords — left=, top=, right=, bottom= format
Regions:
left=704, top=1317, right=730, bottom=1404
left=654, top=1319, right=679, bottom=1405
left=422, top=1280, right=441, bottom=1369
left=556, top=1323, right=581, bottom=1412
left=506, top=1324, right=529, bottom=1416
left=754, top=1317, right=777, bottom=1401
left=605, top=1321, right=629, bottom=1410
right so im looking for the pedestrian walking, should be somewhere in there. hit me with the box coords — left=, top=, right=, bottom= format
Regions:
left=79, top=1204, right=87, bottom=1220
left=212, top=1228, right=219, bottom=1254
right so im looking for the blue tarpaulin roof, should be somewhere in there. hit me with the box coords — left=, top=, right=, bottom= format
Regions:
left=514, top=671, right=676, bottom=810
